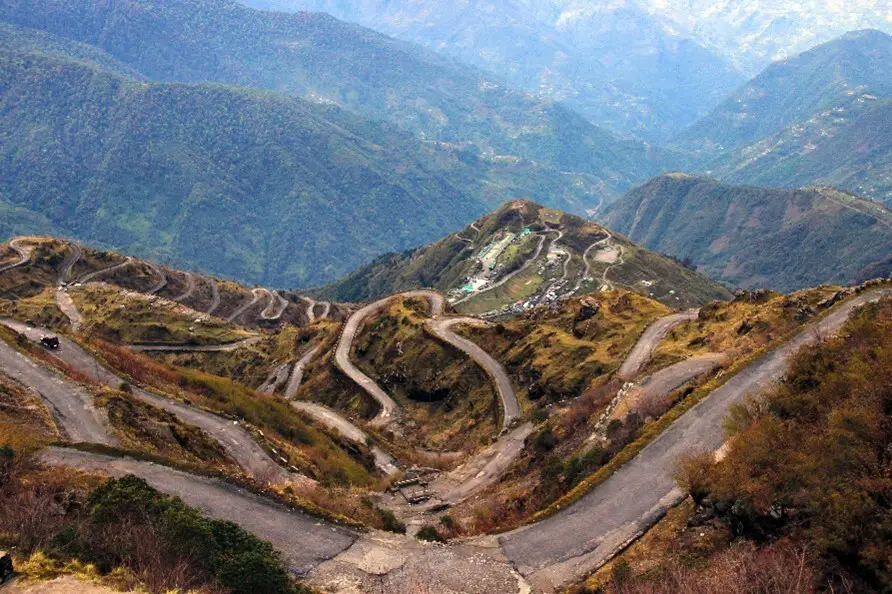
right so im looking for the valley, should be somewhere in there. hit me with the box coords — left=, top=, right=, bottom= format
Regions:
left=2, top=226, right=890, bottom=592
left=2, top=2, right=892, bottom=593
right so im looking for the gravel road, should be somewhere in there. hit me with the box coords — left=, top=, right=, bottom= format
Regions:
left=500, top=289, right=892, bottom=592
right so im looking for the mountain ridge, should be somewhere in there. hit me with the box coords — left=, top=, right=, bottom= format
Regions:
left=604, top=174, right=892, bottom=291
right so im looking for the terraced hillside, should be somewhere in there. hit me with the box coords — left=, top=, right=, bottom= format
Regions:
left=317, top=200, right=733, bottom=313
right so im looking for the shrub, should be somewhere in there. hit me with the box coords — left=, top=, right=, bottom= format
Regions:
left=376, top=507, right=406, bottom=534
left=416, top=524, right=444, bottom=543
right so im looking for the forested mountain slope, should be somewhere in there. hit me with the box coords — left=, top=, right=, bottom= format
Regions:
left=0, top=0, right=676, bottom=204
left=604, top=174, right=892, bottom=291
left=677, top=30, right=892, bottom=154
left=0, top=51, right=508, bottom=286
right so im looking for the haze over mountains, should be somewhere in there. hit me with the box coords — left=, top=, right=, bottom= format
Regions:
left=1, top=0, right=891, bottom=291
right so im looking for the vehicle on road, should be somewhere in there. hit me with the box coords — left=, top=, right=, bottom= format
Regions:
left=40, top=335, right=60, bottom=350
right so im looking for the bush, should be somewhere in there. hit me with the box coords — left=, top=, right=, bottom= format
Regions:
left=416, top=524, right=444, bottom=543
left=376, top=507, right=406, bottom=534
left=83, top=475, right=303, bottom=593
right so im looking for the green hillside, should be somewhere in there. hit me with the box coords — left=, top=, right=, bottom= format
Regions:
left=604, top=174, right=892, bottom=291
left=0, top=0, right=679, bottom=204
left=316, top=200, right=732, bottom=310
left=0, top=51, right=515, bottom=286
left=676, top=29, right=892, bottom=154
left=706, top=96, right=892, bottom=206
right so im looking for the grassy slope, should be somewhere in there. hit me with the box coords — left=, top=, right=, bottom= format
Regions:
left=605, top=174, right=892, bottom=291
left=581, top=296, right=892, bottom=593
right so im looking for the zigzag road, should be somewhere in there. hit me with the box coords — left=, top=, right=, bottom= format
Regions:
left=78, top=256, right=135, bottom=284
left=1, top=319, right=294, bottom=485
left=0, top=238, right=34, bottom=273
left=617, top=309, right=700, bottom=379
left=335, top=290, right=444, bottom=427
left=0, top=330, right=114, bottom=445
left=426, top=316, right=520, bottom=430
left=500, top=289, right=892, bottom=592
left=31, top=288, right=891, bottom=593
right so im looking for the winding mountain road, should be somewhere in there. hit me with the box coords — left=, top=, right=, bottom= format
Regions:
left=335, top=290, right=444, bottom=427
left=55, top=288, right=83, bottom=331
left=0, top=238, right=34, bottom=273
left=284, top=344, right=321, bottom=399
left=1, top=320, right=293, bottom=484
left=617, top=310, right=700, bottom=379
left=172, top=272, right=196, bottom=302
left=206, top=279, right=221, bottom=315
left=499, top=289, right=892, bottom=592
left=227, top=288, right=263, bottom=323
left=57, top=243, right=82, bottom=285
left=41, top=447, right=356, bottom=574
left=261, top=290, right=289, bottom=321
left=0, top=330, right=113, bottom=444
left=291, top=401, right=399, bottom=476
left=78, top=257, right=134, bottom=284
left=426, top=316, right=519, bottom=430
left=145, top=263, right=168, bottom=295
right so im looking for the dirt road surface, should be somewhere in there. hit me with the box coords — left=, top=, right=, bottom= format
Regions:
left=291, top=401, right=399, bottom=476
left=499, top=289, right=892, bottom=592
left=617, top=310, right=700, bottom=379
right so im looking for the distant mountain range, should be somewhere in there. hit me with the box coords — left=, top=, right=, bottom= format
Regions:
left=680, top=29, right=892, bottom=206
left=0, top=0, right=674, bottom=205
left=0, top=0, right=686, bottom=287
left=604, top=174, right=892, bottom=291
left=241, top=0, right=747, bottom=142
